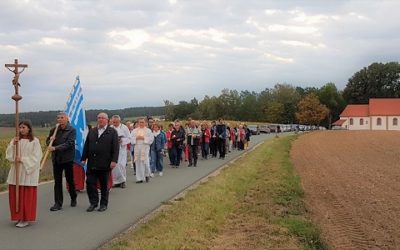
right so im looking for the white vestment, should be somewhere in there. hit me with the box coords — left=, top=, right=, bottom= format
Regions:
left=6, top=138, right=43, bottom=186
left=111, top=123, right=131, bottom=184
left=131, top=127, right=154, bottom=182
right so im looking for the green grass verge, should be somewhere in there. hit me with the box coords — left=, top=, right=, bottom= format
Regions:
left=107, top=135, right=327, bottom=250
left=271, top=136, right=326, bottom=250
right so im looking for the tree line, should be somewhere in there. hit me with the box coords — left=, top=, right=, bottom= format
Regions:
left=0, top=106, right=165, bottom=127
left=1, top=61, right=398, bottom=128
left=165, top=62, right=400, bottom=127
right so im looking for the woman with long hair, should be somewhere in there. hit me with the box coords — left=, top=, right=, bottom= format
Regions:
left=5, top=120, right=43, bottom=228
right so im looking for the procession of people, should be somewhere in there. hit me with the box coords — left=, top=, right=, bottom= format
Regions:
left=4, top=111, right=252, bottom=227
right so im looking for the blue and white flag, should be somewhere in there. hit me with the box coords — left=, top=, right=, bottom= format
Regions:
left=65, top=76, right=87, bottom=168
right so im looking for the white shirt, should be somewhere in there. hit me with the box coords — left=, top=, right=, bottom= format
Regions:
left=98, top=125, right=107, bottom=138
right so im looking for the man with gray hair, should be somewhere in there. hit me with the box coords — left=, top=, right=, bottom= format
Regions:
left=47, top=112, right=77, bottom=211
left=110, top=115, right=131, bottom=188
left=81, top=112, right=119, bottom=212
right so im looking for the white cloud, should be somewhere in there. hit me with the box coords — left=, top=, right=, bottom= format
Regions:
left=165, top=28, right=233, bottom=43
left=264, top=53, right=294, bottom=63
left=156, top=64, right=202, bottom=74
left=108, top=29, right=151, bottom=50
left=291, top=12, right=330, bottom=24
left=281, top=40, right=326, bottom=49
left=0, top=44, right=20, bottom=52
left=264, top=9, right=279, bottom=15
left=39, top=37, right=67, bottom=46
left=349, top=12, right=368, bottom=20
left=61, top=26, right=84, bottom=32
left=246, top=17, right=266, bottom=32
left=158, top=20, right=169, bottom=27
left=268, top=24, right=319, bottom=34
left=154, top=36, right=213, bottom=50
left=1, top=0, right=399, bottom=113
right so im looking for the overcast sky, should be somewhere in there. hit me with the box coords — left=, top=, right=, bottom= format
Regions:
left=1, top=0, right=399, bottom=113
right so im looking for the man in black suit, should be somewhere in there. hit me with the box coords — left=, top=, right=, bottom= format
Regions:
left=47, top=112, right=77, bottom=211
left=81, top=112, right=119, bottom=212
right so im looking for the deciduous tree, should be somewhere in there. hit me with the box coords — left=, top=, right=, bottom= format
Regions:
left=296, top=93, right=329, bottom=125
left=343, top=62, right=400, bottom=104
left=318, top=83, right=346, bottom=128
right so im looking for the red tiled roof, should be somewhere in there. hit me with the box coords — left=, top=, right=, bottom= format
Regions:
left=369, top=98, right=400, bottom=116
left=340, top=104, right=369, bottom=117
left=332, top=119, right=346, bottom=126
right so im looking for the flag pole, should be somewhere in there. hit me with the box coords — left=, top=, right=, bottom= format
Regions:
left=39, top=76, right=79, bottom=171
left=40, top=124, right=59, bottom=170
left=5, top=59, right=28, bottom=213
left=65, top=76, right=80, bottom=111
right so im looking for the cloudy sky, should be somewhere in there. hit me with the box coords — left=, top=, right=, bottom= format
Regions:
left=1, top=0, right=399, bottom=113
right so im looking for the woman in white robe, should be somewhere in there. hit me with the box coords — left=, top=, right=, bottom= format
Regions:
left=6, top=120, right=42, bottom=228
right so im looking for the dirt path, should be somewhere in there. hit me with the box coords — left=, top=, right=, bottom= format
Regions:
left=291, top=131, right=400, bottom=250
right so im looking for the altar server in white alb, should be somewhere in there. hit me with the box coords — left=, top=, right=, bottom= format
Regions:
left=110, top=115, right=131, bottom=188
left=6, top=120, right=43, bottom=228
left=131, top=117, right=154, bottom=183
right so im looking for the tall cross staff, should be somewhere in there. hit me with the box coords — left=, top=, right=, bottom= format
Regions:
left=5, top=59, right=28, bottom=213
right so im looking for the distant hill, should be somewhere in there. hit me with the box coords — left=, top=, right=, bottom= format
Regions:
left=0, top=106, right=165, bottom=127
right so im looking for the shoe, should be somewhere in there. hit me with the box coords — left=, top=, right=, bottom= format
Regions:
left=50, top=205, right=62, bottom=211
left=97, top=205, right=107, bottom=212
left=71, top=199, right=77, bottom=207
left=120, top=182, right=126, bottom=188
left=136, top=180, right=144, bottom=183
left=150, top=173, right=154, bottom=178
left=86, top=204, right=97, bottom=212
left=159, top=172, right=163, bottom=177
left=188, top=164, right=192, bottom=167
left=16, top=221, right=29, bottom=228
left=194, top=164, right=197, bottom=167
left=145, top=176, right=150, bottom=183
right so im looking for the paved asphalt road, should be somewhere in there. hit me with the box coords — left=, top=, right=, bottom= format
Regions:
left=0, top=133, right=276, bottom=250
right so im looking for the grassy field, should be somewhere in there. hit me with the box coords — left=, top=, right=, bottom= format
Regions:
left=0, top=126, right=50, bottom=139
left=107, top=135, right=326, bottom=250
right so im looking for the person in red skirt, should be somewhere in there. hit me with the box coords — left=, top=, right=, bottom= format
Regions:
left=5, top=120, right=42, bottom=228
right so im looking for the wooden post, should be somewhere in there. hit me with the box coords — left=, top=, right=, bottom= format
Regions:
left=5, top=59, right=28, bottom=213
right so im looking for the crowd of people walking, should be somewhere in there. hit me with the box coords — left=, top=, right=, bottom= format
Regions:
left=4, top=112, right=253, bottom=227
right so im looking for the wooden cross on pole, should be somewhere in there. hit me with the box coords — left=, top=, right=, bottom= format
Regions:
left=5, top=59, right=28, bottom=213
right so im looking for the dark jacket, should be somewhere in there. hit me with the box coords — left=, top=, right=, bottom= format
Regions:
left=47, top=124, right=76, bottom=165
left=216, top=124, right=227, bottom=139
left=171, top=127, right=185, bottom=148
left=81, top=126, right=119, bottom=171
left=245, top=127, right=251, bottom=141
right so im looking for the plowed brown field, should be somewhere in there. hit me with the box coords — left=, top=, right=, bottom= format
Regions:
left=291, top=131, right=400, bottom=250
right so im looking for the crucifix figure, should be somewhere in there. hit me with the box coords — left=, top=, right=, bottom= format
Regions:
left=5, top=59, right=28, bottom=213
